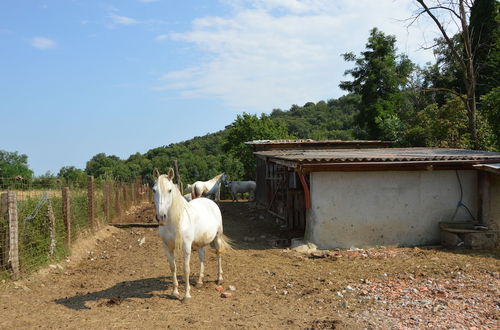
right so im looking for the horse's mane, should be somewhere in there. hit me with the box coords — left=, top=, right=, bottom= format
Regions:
left=208, top=173, right=224, bottom=184
left=158, top=174, right=190, bottom=251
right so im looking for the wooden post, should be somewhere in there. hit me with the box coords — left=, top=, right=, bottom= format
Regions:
left=114, top=184, right=121, bottom=220
left=131, top=182, right=136, bottom=205
left=103, top=182, right=110, bottom=220
left=7, top=192, right=19, bottom=279
left=87, top=176, right=95, bottom=229
left=47, top=199, right=56, bottom=257
left=123, top=184, right=128, bottom=210
left=135, top=178, right=141, bottom=202
left=62, top=187, right=71, bottom=247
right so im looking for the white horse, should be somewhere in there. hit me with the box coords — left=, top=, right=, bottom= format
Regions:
left=191, top=173, right=225, bottom=202
left=153, top=168, right=231, bottom=303
left=225, top=179, right=256, bottom=202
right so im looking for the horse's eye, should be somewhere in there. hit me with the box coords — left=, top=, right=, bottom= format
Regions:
left=168, top=189, right=172, bottom=193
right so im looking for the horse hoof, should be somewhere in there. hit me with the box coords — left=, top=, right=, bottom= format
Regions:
left=181, top=296, right=192, bottom=304
left=195, top=282, right=203, bottom=288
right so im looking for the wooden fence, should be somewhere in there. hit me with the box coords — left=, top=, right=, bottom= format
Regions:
left=0, top=177, right=151, bottom=280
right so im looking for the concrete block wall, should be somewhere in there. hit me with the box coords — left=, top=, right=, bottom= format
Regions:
left=306, top=170, right=478, bottom=249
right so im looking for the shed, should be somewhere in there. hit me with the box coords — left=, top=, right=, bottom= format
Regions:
left=248, top=141, right=500, bottom=249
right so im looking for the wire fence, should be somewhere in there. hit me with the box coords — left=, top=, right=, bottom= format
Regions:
left=0, top=177, right=151, bottom=280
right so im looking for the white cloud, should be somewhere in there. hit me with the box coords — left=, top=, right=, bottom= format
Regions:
left=30, top=37, right=57, bottom=49
left=156, top=0, right=444, bottom=112
left=110, top=14, right=139, bottom=25
left=155, top=34, right=169, bottom=41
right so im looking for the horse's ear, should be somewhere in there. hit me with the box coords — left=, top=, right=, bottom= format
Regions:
left=153, top=168, right=160, bottom=179
left=167, top=168, right=175, bottom=180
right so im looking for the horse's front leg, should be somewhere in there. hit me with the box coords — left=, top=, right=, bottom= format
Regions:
left=163, top=244, right=179, bottom=298
left=196, top=247, right=205, bottom=287
left=182, top=245, right=192, bottom=303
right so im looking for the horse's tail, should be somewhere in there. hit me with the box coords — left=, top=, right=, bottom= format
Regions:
left=216, top=233, right=234, bottom=254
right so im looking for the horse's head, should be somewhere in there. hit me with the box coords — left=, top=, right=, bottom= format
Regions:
left=152, top=168, right=176, bottom=223
left=222, top=174, right=230, bottom=187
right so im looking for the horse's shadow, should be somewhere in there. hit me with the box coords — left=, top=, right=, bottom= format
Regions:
left=54, top=277, right=176, bottom=310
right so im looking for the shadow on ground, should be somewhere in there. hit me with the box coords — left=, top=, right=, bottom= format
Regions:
left=54, top=277, right=173, bottom=310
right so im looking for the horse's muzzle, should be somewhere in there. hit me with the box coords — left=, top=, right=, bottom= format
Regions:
left=156, top=214, right=166, bottom=223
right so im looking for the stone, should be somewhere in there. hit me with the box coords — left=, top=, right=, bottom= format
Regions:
left=292, top=242, right=318, bottom=254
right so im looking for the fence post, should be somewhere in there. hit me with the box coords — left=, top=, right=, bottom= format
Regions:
left=123, top=184, right=128, bottom=210
left=7, top=192, right=19, bottom=280
left=47, top=199, right=56, bottom=257
left=103, top=182, right=110, bottom=221
left=130, top=182, right=135, bottom=205
left=135, top=178, right=141, bottom=203
left=62, top=187, right=71, bottom=248
left=114, top=184, right=121, bottom=221
left=87, top=176, right=95, bottom=229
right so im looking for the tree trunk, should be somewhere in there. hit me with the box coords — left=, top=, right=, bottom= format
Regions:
left=460, top=0, right=478, bottom=148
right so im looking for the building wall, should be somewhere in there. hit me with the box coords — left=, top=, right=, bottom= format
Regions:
left=306, top=170, right=478, bottom=249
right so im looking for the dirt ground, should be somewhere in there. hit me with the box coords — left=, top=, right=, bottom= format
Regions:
left=1, top=201, right=499, bottom=329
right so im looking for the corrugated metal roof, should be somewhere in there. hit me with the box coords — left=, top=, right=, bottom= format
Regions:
left=245, top=139, right=391, bottom=146
left=255, top=148, right=500, bottom=164
left=245, top=139, right=393, bottom=151
left=473, top=163, right=500, bottom=174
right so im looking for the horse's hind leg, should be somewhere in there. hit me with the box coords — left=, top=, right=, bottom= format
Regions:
left=213, top=236, right=224, bottom=284
left=163, top=244, right=179, bottom=298
left=196, top=247, right=205, bottom=287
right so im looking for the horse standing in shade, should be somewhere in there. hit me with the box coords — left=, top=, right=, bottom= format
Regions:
left=152, top=169, right=231, bottom=303
left=190, top=173, right=225, bottom=202
left=225, top=178, right=257, bottom=202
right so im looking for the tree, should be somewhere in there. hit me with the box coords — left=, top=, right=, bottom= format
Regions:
left=58, top=166, right=86, bottom=187
left=85, top=153, right=123, bottom=180
left=0, top=150, right=33, bottom=181
left=470, top=0, right=500, bottom=98
left=481, top=87, right=500, bottom=148
left=223, top=113, right=290, bottom=180
left=340, top=28, right=413, bottom=140
left=413, top=0, right=495, bottom=148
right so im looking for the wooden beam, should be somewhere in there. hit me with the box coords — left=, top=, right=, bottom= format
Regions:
left=295, top=169, right=310, bottom=209
left=110, top=223, right=159, bottom=228
left=299, top=160, right=493, bottom=172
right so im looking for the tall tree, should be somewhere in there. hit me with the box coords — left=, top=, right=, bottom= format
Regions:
left=58, top=166, right=86, bottom=187
left=85, top=153, right=123, bottom=180
left=470, top=0, right=500, bottom=98
left=0, top=150, right=33, bottom=180
left=413, top=0, right=495, bottom=148
left=340, top=28, right=413, bottom=140
left=223, top=113, right=290, bottom=180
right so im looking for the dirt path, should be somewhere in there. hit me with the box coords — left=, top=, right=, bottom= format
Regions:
left=1, top=201, right=499, bottom=329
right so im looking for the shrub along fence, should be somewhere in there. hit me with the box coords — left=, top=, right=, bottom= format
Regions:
left=0, top=176, right=151, bottom=280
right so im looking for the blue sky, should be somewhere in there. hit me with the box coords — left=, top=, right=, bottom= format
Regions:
left=1, top=0, right=442, bottom=176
